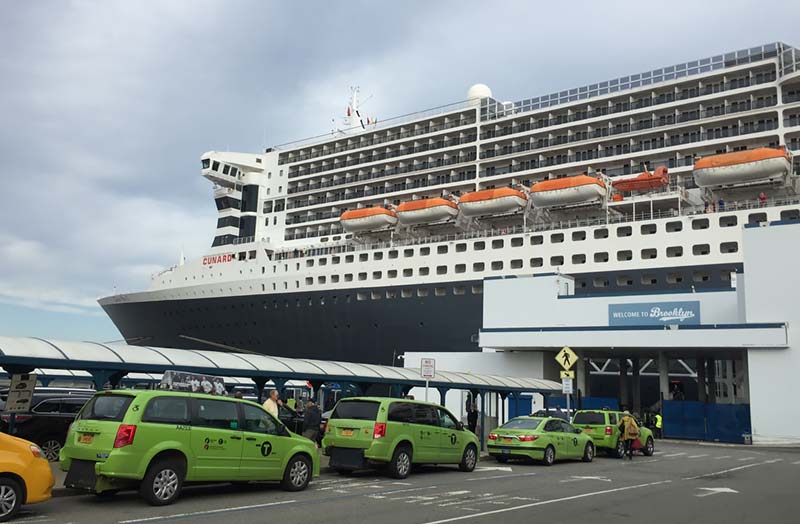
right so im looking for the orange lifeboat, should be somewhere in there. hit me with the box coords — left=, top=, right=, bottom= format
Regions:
left=530, top=175, right=606, bottom=208
left=396, top=197, right=458, bottom=225
left=612, top=166, right=669, bottom=192
left=693, top=147, right=791, bottom=188
left=339, top=207, right=397, bottom=233
left=457, top=187, right=527, bottom=217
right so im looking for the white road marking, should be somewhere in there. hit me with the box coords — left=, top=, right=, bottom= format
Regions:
left=683, top=459, right=782, bottom=480
left=792, top=460, right=800, bottom=465
left=391, top=481, right=413, bottom=485
left=696, top=487, right=739, bottom=498
left=688, top=454, right=709, bottom=459
left=474, top=466, right=513, bottom=472
left=715, top=456, right=732, bottom=460
left=466, top=472, right=537, bottom=481
left=419, top=480, right=672, bottom=524
left=560, top=475, right=612, bottom=483
left=664, top=452, right=687, bottom=457
left=118, top=500, right=296, bottom=523
left=738, top=456, right=755, bottom=461
left=445, top=490, right=472, bottom=496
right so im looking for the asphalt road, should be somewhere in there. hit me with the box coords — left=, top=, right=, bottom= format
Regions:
left=18, top=441, right=800, bottom=524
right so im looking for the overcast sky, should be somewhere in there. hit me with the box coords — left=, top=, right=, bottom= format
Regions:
left=1, top=0, right=798, bottom=341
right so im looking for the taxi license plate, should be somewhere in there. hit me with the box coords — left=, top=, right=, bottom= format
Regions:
left=583, top=428, right=592, bottom=433
left=341, top=429, right=354, bottom=437
left=503, top=438, right=513, bottom=443
left=79, top=434, right=94, bottom=444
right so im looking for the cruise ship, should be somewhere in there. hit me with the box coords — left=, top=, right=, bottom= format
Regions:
left=101, top=42, right=800, bottom=364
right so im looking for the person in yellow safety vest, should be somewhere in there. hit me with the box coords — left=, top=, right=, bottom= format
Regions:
left=655, top=412, right=663, bottom=439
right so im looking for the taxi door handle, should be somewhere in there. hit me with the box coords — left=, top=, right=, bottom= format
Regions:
left=246, top=437, right=257, bottom=441
left=230, top=436, right=242, bottom=440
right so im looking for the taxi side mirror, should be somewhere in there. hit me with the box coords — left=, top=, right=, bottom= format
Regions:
left=574, top=428, right=582, bottom=434
left=455, top=421, right=464, bottom=431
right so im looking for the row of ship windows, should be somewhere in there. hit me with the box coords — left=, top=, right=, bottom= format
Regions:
left=579, top=269, right=734, bottom=288
left=295, top=215, right=765, bottom=269
left=297, top=242, right=738, bottom=286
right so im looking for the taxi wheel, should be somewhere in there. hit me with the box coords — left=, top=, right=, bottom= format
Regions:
left=542, top=445, right=556, bottom=466
left=582, top=442, right=595, bottom=462
left=388, top=445, right=412, bottom=479
left=643, top=437, right=655, bottom=457
left=613, top=440, right=625, bottom=459
left=281, top=455, right=311, bottom=492
left=0, top=478, right=22, bottom=523
left=140, top=458, right=184, bottom=506
left=459, top=444, right=478, bottom=472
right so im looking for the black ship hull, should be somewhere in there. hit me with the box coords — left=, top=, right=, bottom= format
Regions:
left=102, top=263, right=740, bottom=365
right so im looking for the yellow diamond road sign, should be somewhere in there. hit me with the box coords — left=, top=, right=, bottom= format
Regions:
left=560, top=370, right=575, bottom=379
left=556, top=346, right=578, bottom=371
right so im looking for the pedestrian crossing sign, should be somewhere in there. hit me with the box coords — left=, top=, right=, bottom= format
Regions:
left=555, top=346, right=578, bottom=370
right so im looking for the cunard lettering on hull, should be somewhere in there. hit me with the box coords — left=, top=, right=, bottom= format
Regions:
left=202, top=254, right=234, bottom=265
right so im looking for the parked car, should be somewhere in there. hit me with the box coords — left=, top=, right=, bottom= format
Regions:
left=322, top=397, right=479, bottom=478
left=0, top=389, right=94, bottom=462
left=0, top=433, right=54, bottom=522
left=572, top=409, right=655, bottom=457
left=60, top=389, right=319, bottom=505
left=488, top=416, right=595, bottom=465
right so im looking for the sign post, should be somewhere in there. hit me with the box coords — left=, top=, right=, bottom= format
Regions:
left=555, top=347, right=577, bottom=419
left=420, top=358, right=436, bottom=402
left=3, top=373, right=37, bottom=435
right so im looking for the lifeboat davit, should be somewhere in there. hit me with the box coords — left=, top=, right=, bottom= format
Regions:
left=396, top=198, right=458, bottom=225
left=530, top=175, right=606, bottom=208
left=693, top=147, right=791, bottom=188
left=457, top=188, right=527, bottom=217
left=339, top=207, right=397, bottom=233
left=612, top=166, right=669, bottom=192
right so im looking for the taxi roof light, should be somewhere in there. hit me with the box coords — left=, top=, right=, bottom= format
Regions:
left=114, top=424, right=137, bottom=448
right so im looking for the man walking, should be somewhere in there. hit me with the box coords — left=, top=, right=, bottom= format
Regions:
left=263, top=389, right=282, bottom=418
left=467, top=402, right=478, bottom=434
left=618, top=410, right=640, bottom=460
left=302, top=399, right=322, bottom=445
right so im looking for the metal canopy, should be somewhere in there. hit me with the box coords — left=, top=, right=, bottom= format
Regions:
left=0, top=337, right=561, bottom=394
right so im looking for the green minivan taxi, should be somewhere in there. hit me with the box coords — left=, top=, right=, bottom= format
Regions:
left=487, top=416, right=595, bottom=465
left=59, top=389, right=319, bottom=505
left=321, top=397, right=479, bottom=478
left=572, top=409, right=655, bottom=458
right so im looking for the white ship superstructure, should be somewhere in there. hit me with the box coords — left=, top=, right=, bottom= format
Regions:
left=101, top=42, right=800, bottom=363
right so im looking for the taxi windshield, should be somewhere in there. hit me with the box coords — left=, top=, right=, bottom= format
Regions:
left=573, top=412, right=606, bottom=425
left=78, top=394, right=133, bottom=422
left=331, top=400, right=380, bottom=421
left=500, top=418, right=543, bottom=430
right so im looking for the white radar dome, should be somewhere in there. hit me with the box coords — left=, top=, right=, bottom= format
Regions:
left=467, top=83, right=492, bottom=100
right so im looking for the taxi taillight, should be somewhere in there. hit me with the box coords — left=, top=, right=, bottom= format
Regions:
left=488, top=434, right=498, bottom=441
left=518, top=435, right=539, bottom=442
left=113, top=424, right=137, bottom=448
left=373, top=422, right=386, bottom=439
left=605, top=426, right=613, bottom=435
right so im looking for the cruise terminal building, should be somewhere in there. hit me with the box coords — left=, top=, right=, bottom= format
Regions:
left=476, top=219, right=800, bottom=446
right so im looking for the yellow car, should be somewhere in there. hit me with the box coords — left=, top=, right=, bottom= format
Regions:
left=0, top=433, right=54, bottom=522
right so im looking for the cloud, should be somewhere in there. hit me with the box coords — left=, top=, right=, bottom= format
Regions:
left=0, top=0, right=799, bottom=336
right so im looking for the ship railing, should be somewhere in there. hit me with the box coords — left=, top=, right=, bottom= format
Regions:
left=272, top=195, right=800, bottom=261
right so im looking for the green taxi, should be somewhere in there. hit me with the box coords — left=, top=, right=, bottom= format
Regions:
left=487, top=417, right=595, bottom=465
left=322, top=397, right=479, bottom=479
left=572, top=410, right=655, bottom=458
left=59, top=389, right=319, bottom=505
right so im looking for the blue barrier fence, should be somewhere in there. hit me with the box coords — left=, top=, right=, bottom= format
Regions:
left=663, top=400, right=751, bottom=443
